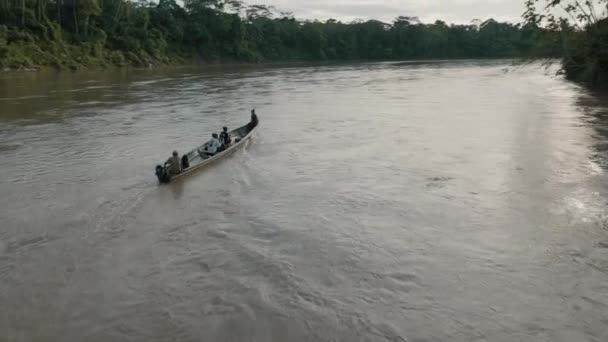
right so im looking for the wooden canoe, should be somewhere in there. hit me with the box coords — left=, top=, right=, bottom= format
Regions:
left=155, top=116, right=258, bottom=184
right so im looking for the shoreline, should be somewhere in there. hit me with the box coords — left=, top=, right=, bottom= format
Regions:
left=0, top=57, right=525, bottom=75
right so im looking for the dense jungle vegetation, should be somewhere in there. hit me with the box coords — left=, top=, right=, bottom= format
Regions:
left=0, top=0, right=554, bottom=70
left=525, top=0, right=608, bottom=87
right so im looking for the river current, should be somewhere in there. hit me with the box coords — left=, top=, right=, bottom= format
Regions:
left=1, top=61, right=608, bottom=341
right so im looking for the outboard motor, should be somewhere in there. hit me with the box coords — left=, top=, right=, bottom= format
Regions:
left=155, top=165, right=170, bottom=184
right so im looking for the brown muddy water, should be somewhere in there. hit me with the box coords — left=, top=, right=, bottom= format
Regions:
left=1, top=61, right=608, bottom=342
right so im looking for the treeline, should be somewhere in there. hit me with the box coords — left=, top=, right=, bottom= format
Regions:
left=0, top=0, right=552, bottom=69
left=525, top=0, right=608, bottom=87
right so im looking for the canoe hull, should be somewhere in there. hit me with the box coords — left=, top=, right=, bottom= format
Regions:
left=155, top=118, right=258, bottom=184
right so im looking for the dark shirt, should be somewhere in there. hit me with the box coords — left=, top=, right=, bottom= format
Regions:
left=220, top=131, right=231, bottom=145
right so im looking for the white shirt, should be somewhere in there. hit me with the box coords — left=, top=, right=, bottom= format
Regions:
left=206, top=138, right=221, bottom=154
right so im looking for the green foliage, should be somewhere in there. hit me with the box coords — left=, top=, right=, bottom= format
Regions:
left=0, top=0, right=552, bottom=69
left=0, top=25, right=7, bottom=46
left=524, top=0, right=608, bottom=86
left=109, top=50, right=126, bottom=66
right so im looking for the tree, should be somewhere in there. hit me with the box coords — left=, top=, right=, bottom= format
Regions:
left=0, top=0, right=553, bottom=69
left=524, top=0, right=608, bottom=86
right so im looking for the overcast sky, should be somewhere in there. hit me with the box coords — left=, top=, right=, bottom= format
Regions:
left=245, top=0, right=527, bottom=24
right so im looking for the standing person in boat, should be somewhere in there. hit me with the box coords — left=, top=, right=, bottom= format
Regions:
left=251, top=109, right=258, bottom=126
left=165, top=150, right=182, bottom=175
left=202, top=133, right=221, bottom=156
left=247, top=109, right=258, bottom=130
left=219, top=126, right=231, bottom=147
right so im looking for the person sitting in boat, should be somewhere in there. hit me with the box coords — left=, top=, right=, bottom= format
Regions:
left=165, top=150, right=182, bottom=175
left=181, top=154, right=190, bottom=169
left=203, top=133, right=221, bottom=156
left=219, top=126, right=231, bottom=147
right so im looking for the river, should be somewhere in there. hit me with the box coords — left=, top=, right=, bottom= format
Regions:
left=1, top=60, right=608, bottom=342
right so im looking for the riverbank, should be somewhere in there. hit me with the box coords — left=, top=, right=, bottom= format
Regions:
left=561, top=18, right=608, bottom=88
left=523, top=1, right=608, bottom=89
left=0, top=53, right=523, bottom=75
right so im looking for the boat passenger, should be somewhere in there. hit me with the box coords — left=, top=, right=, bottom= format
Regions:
left=165, top=150, right=182, bottom=175
left=247, top=109, right=258, bottom=130
left=205, top=133, right=221, bottom=156
left=181, top=154, right=190, bottom=169
left=219, top=126, right=231, bottom=147
left=251, top=109, right=258, bottom=126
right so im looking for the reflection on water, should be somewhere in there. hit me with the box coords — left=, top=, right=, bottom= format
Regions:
left=1, top=61, right=608, bottom=342
left=577, top=92, right=608, bottom=171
